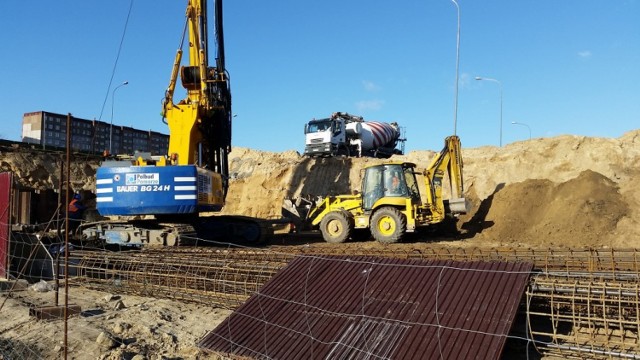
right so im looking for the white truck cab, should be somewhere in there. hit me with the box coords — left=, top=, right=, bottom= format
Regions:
left=304, top=117, right=347, bottom=156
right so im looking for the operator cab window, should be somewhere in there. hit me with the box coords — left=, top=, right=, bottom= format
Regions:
left=384, top=166, right=408, bottom=197
left=362, top=164, right=408, bottom=210
left=362, top=166, right=384, bottom=210
left=403, top=166, right=420, bottom=201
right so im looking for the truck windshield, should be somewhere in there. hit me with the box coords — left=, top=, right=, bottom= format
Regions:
left=306, top=120, right=332, bottom=133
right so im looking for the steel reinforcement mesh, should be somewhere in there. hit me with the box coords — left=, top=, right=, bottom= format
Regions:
left=70, top=249, right=284, bottom=309
left=68, top=246, right=640, bottom=358
left=527, top=275, right=640, bottom=359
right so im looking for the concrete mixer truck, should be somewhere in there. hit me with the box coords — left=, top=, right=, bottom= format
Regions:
left=304, top=112, right=406, bottom=158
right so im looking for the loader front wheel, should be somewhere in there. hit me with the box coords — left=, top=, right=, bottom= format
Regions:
left=320, top=211, right=352, bottom=243
left=371, top=207, right=406, bottom=244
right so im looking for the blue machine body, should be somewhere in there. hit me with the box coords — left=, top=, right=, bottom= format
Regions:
left=96, top=165, right=223, bottom=216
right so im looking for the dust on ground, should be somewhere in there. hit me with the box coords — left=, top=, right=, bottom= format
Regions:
left=0, top=283, right=228, bottom=359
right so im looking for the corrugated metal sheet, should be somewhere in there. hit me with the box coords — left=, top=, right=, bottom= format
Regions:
left=0, top=172, right=12, bottom=279
left=199, top=255, right=533, bottom=360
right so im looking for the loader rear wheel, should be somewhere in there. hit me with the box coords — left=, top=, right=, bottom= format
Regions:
left=371, top=207, right=406, bottom=244
left=320, top=211, right=352, bottom=243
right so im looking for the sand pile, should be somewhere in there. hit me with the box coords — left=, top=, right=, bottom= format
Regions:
left=2, top=130, right=639, bottom=248
left=222, top=130, right=640, bottom=248
left=0, top=148, right=98, bottom=192
left=466, top=170, right=629, bottom=248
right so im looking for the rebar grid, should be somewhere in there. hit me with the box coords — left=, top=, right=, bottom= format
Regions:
left=527, top=277, right=640, bottom=358
left=70, top=250, right=283, bottom=309
left=66, top=246, right=640, bottom=359
left=132, top=245, right=640, bottom=275
left=275, top=246, right=640, bottom=275
left=68, top=247, right=640, bottom=306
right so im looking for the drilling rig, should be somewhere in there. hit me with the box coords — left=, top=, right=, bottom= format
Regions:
left=81, top=0, right=270, bottom=246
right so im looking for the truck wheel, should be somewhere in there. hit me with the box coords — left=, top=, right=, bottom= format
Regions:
left=371, top=207, right=406, bottom=243
left=320, top=211, right=352, bottom=243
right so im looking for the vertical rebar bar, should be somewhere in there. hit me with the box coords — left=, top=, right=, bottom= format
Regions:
left=64, top=113, right=71, bottom=360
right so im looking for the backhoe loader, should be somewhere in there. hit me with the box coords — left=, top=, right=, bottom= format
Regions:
left=302, top=135, right=468, bottom=243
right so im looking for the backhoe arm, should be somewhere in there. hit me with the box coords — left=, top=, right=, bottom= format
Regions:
left=424, top=135, right=467, bottom=216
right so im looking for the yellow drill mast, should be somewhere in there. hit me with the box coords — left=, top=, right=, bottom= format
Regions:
left=161, top=0, right=232, bottom=197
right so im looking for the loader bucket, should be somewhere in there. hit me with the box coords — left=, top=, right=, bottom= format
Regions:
left=282, top=197, right=316, bottom=231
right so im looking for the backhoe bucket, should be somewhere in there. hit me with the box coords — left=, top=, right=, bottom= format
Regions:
left=445, top=197, right=470, bottom=215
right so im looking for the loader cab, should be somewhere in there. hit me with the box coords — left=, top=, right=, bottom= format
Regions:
left=361, top=162, right=419, bottom=210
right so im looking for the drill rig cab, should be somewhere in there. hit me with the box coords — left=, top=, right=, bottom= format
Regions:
left=306, top=135, right=469, bottom=243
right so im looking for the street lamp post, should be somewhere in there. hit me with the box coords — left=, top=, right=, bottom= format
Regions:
left=475, top=76, right=503, bottom=147
left=451, top=0, right=461, bottom=135
left=511, top=121, right=531, bottom=140
left=109, top=81, right=129, bottom=154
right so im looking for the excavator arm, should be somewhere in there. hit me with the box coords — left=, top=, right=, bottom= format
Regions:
left=423, top=135, right=468, bottom=217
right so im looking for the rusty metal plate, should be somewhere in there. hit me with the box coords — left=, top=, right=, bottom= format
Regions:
left=199, top=255, right=532, bottom=360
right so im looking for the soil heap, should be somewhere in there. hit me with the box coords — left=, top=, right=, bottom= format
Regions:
left=2, top=130, right=639, bottom=249
left=220, top=130, right=640, bottom=249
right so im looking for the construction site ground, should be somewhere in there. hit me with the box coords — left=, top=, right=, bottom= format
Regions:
left=1, top=130, right=640, bottom=359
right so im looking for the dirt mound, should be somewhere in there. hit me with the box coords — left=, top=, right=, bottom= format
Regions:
left=0, top=148, right=99, bottom=192
left=468, top=170, right=629, bottom=248
left=220, top=130, right=640, bottom=248
left=2, top=130, right=640, bottom=249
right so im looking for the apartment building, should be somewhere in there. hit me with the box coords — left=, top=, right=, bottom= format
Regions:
left=21, top=111, right=169, bottom=155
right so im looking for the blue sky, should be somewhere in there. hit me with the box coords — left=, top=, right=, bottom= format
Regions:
left=1, top=1, right=638, bottom=153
